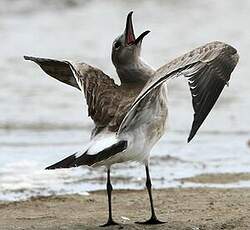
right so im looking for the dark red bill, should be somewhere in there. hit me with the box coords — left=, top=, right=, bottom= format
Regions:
left=134, top=30, right=150, bottom=45
left=125, top=11, right=136, bottom=44
left=125, top=11, right=150, bottom=45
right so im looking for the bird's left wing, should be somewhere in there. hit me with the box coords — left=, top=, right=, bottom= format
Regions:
left=24, top=56, right=121, bottom=132
left=118, top=41, right=239, bottom=142
left=24, top=56, right=80, bottom=89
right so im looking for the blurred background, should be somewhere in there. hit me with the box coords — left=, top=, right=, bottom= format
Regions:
left=0, top=0, right=249, bottom=201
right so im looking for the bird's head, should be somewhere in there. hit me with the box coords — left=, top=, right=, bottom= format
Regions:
left=111, top=11, right=150, bottom=67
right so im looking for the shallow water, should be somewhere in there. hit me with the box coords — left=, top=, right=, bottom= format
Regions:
left=0, top=0, right=250, bottom=201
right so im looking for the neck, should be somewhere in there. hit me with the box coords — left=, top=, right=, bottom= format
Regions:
left=116, top=58, right=155, bottom=84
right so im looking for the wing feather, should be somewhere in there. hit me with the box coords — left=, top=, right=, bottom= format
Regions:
left=24, top=56, right=121, bottom=133
left=118, top=41, right=239, bottom=142
left=24, top=56, right=80, bottom=89
left=45, top=140, right=127, bottom=169
left=70, top=63, right=120, bottom=130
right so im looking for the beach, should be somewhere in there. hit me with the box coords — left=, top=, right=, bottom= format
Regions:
left=1, top=173, right=250, bottom=230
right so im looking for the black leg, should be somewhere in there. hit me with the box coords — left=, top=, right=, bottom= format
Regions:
left=136, top=164, right=165, bottom=225
left=101, top=168, right=119, bottom=227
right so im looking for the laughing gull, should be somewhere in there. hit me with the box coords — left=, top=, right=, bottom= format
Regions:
left=24, top=11, right=239, bottom=226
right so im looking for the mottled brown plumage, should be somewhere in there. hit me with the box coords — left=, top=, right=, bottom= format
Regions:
left=24, top=41, right=239, bottom=141
left=24, top=56, right=143, bottom=136
left=68, top=62, right=144, bottom=135
left=24, top=11, right=239, bottom=226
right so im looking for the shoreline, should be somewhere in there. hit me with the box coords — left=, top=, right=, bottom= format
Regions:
left=0, top=187, right=249, bottom=230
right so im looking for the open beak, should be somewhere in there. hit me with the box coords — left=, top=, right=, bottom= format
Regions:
left=125, top=11, right=150, bottom=46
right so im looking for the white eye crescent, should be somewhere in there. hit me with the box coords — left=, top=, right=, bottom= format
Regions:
left=114, top=41, right=121, bottom=49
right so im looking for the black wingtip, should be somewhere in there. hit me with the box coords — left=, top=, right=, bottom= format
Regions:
left=187, top=136, right=192, bottom=143
left=24, top=55, right=42, bottom=62
left=45, top=154, right=77, bottom=170
left=23, top=55, right=35, bottom=61
left=128, top=11, right=133, bottom=16
left=187, top=125, right=200, bottom=143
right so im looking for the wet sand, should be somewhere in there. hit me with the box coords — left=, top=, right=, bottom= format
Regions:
left=180, top=172, right=250, bottom=184
left=0, top=186, right=249, bottom=229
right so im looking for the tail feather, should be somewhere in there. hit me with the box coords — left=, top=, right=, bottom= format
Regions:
left=45, top=140, right=127, bottom=170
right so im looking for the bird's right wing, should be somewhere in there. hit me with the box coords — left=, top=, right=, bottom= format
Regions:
left=24, top=56, right=121, bottom=132
left=118, top=41, right=239, bottom=142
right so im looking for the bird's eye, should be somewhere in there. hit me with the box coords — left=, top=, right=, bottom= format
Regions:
left=114, top=41, right=121, bottom=49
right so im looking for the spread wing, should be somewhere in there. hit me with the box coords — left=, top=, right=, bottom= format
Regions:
left=118, top=41, right=239, bottom=142
left=24, top=56, right=121, bottom=133
left=24, top=56, right=80, bottom=89
left=66, top=62, right=122, bottom=133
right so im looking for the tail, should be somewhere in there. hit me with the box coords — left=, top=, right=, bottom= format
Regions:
left=45, top=140, right=127, bottom=170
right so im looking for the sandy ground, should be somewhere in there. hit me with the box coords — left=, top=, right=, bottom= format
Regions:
left=180, top=172, right=250, bottom=184
left=0, top=186, right=250, bottom=230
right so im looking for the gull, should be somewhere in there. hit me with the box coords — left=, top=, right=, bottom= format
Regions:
left=24, top=11, right=239, bottom=226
